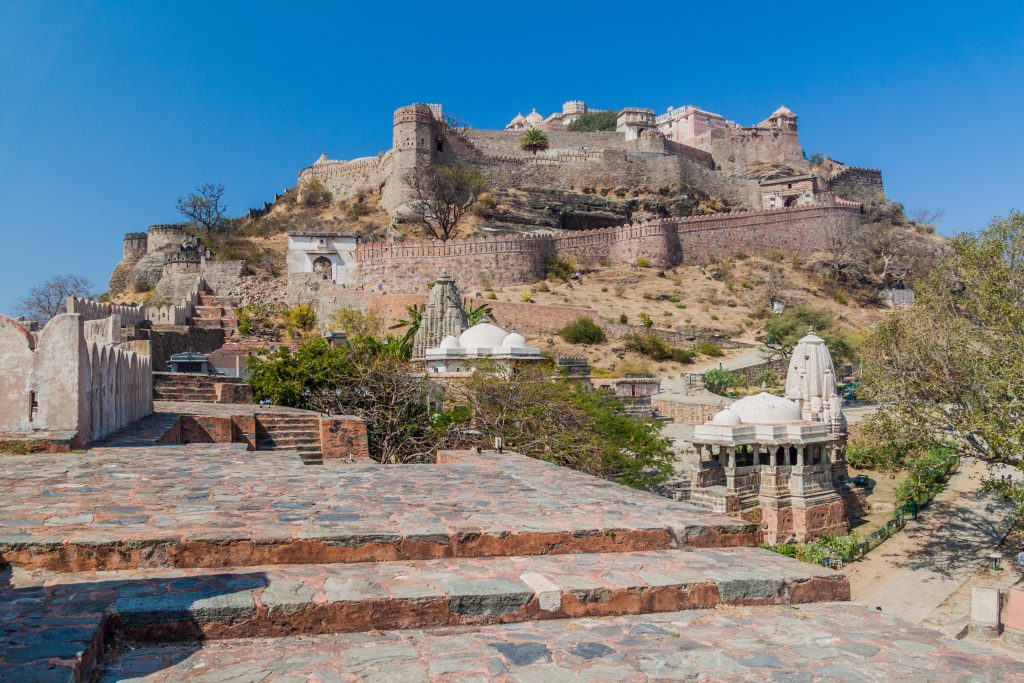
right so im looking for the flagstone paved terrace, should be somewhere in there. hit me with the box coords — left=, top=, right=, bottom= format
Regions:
left=0, top=448, right=758, bottom=572
left=97, top=603, right=1024, bottom=682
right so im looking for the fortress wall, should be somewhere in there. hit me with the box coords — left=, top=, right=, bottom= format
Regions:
left=827, top=167, right=884, bottom=203
left=298, top=154, right=390, bottom=201
left=462, top=129, right=632, bottom=156
left=67, top=297, right=146, bottom=326
left=671, top=203, right=862, bottom=262
left=694, top=128, right=806, bottom=175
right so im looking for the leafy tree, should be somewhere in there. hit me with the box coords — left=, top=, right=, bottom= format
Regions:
left=452, top=365, right=674, bottom=488
left=465, top=302, right=492, bottom=326
left=558, top=317, right=606, bottom=344
left=763, top=305, right=855, bottom=364
left=285, top=304, right=317, bottom=337
left=389, top=304, right=424, bottom=348
left=859, top=211, right=1024, bottom=515
left=16, top=273, right=93, bottom=323
left=329, top=305, right=383, bottom=338
left=404, top=163, right=487, bottom=241
left=702, top=368, right=736, bottom=395
left=300, top=178, right=333, bottom=208
left=176, top=182, right=227, bottom=230
left=519, top=128, right=549, bottom=154
left=247, top=338, right=351, bottom=408
left=566, top=111, right=618, bottom=132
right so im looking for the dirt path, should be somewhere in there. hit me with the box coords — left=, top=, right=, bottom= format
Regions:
left=845, top=459, right=1015, bottom=623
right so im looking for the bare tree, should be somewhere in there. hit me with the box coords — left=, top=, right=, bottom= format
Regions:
left=908, top=208, right=944, bottom=227
left=404, top=164, right=487, bottom=241
left=17, top=273, right=94, bottom=323
left=817, top=212, right=868, bottom=284
left=176, top=182, right=227, bottom=230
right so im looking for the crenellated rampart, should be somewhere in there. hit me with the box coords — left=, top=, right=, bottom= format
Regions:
left=349, top=201, right=860, bottom=293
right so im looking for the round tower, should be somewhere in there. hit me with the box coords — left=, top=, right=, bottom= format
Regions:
left=122, top=232, right=148, bottom=260
left=147, top=224, right=187, bottom=252
left=392, top=103, right=438, bottom=154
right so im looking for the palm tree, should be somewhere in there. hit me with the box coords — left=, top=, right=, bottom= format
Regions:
left=389, top=304, right=424, bottom=347
left=519, top=128, right=549, bottom=155
left=465, top=302, right=492, bottom=326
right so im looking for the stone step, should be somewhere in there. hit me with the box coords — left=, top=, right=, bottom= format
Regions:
left=79, top=549, right=848, bottom=642
left=193, top=306, right=237, bottom=319
left=193, top=318, right=237, bottom=330
left=198, top=295, right=241, bottom=307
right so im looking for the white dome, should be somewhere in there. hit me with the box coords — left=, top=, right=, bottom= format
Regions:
left=458, top=323, right=509, bottom=349
left=730, top=392, right=802, bottom=424
left=711, top=408, right=742, bottom=426
left=526, top=109, right=543, bottom=123
left=502, top=332, right=527, bottom=348
left=439, top=335, right=461, bottom=349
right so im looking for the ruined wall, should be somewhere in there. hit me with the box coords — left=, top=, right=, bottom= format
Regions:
left=0, top=314, right=152, bottom=445
left=827, top=167, right=884, bottom=203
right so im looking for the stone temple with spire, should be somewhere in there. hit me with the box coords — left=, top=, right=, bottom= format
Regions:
left=411, top=270, right=468, bottom=361
left=687, top=330, right=865, bottom=544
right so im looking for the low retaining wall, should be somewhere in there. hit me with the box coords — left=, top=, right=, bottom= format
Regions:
left=652, top=394, right=729, bottom=424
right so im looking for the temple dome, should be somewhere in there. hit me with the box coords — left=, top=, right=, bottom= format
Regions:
left=439, top=335, right=461, bottom=349
left=771, top=105, right=795, bottom=117
left=502, top=332, right=527, bottom=348
left=525, top=109, right=543, bottom=123
left=458, top=323, right=509, bottom=349
left=730, top=392, right=802, bottom=424
left=711, top=408, right=742, bottom=426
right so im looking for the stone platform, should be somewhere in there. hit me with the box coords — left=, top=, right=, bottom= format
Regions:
left=96, top=604, right=1024, bottom=681
left=0, top=448, right=757, bottom=572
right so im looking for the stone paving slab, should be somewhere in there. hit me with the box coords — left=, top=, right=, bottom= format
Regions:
left=0, top=448, right=756, bottom=571
left=96, top=603, right=1024, bottom=682
left=8, top=549, right=847, bottom=642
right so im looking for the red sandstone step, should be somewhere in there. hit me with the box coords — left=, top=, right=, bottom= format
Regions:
left=85, top=549, right=848, bottom=641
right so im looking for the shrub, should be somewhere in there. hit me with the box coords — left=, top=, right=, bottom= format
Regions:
left=613, top=284, right=626, bottom=297
left=545, top=255, right=576, bottom=281
left=329, top=306, right=382, bottom=338
left=132, top=279, right=153, bottom=293
left=767, top=248, right=785, bottom=262
left=286, top=304, right=317, bottom=337
left=734, top=251, right=750, bottom=260
left=624, top=333, right=695, bottom=363
left=236, top=301, right=281, bottom=336
left=702, top=368, right=736, bottom=394
left=676, top=303, right=687, bottom=309
left=710, top=314, right=719, bottom=321
left=755, top=367, right=779, bottom=386
left=601, top=286, right=608, bottom=293
left=535, top=280, right=550, bottom=292
left=348, top=201, right=368, bottom=219
left=636, top=257, right=651, bottom=268
left=639, top=312, right=653, bottom=328
left=696, top=342, right=724, bottom=357
left=566, top=111, right=618, bottom=132
left=558, top=317, right=606, bottom=344
left=668, top=296, right=680, bottom=303
left=485, top=291, right=498, bottom=300
left=300, top=178, right=333, bottom=208
left=521, top=290, right=534, bottom=303
left=618, top=313, right=628, bottom=324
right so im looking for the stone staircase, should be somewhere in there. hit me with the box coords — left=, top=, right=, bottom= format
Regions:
left=191, top=292, right=239, bottom=332
left=152, top=372, right=250, bottom=403
left=255, top=413, right=324, bottom=464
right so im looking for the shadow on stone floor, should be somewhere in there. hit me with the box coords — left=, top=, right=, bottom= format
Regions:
left=0, top=561, right=267, bottom=683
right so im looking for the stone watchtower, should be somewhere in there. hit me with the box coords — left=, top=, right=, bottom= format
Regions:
left=411, top=270, right=468, bottom=360
left=383, top=103, right=441, bottom=214
left=616, top=108, right=656, bottom=141
left=122, top=232, right=148, bottom=261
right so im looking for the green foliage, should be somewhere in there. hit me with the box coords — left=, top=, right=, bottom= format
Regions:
left=348, top=201, right=368, bottom=219
left=755, top=367, right=779, bottom=386
left=765, top=531, right=863, bottom=565
left=845, top=438, right=913, bottom=471
left=132, top=280, right=153, bottom=293
left=521, top=290, right=534, bottom=303
left=559, top=317, right=606, bottom=344
left=734, top=251, right=750, bottom=260
left=894, top=447, right=957, bottom=506
left=545, top=255, right=577, bottom=281
left=300, top=178, right=333, bottom=208
left=248, top=338, right=351, bottom=408
left=457, top=365, right=674, bottom=488
left=636, top=257, right=651, bottom=268
left=623, top=333, right=695, bottom=364
left=696, top=342, right=724, bottom=357
left=330, top=306, right=383, bottom=339
left=860, top=211, right=1024, bottom=516
left=286, top=304, right=317, bottom=337
left=702, top=368, right=736, bottom=395
left=566, top=111, right=618, bottom=132
left=618, top=313, right=628, bottom=324
left=388, top=304, right=423, bottom=349
left=639, top=312, right=653, bottom=328
left=763, top=304, right=856, bottom=364
left=465, top=302, right=492, bottom=326
left=236, top=301, right=282, bottom=336
left=519, top=128, right=549, bottom=154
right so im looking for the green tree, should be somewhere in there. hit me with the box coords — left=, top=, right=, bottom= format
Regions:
left=558, top=317, right=606, bottom=344
left=389, top=304, right=424, bottom=347
left=566, top=111, right=618, bottom=132
left=247, top=338, right=351, bottom=408
left=702, top=368, right=736, bottom=395
left=860, top=211, right=1024, bottom=515
left=286, top=304, right=317, bottom=337
left=465, top=302, right=492, bottom=326
left=763, top=304, right=855, bottom=364
left=519, top=128, right=549, bottom=154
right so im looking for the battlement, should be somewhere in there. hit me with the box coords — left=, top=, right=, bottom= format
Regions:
left=122, top=232, right=148, bottom=260
left=393, top=103, right=439, bottom=125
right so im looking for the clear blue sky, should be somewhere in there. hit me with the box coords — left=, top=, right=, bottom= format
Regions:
left=2, top=1, right=1022, bottom=314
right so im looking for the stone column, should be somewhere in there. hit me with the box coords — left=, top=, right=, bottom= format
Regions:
left=727, top=448, right=736, bottom=469
left=796, top=446, right=805, bottom=467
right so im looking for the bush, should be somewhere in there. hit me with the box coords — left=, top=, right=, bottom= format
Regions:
left=624, top=333, right=695, bottom=363
left=521, top=290, right=534, bottom=303
left=755, top=367, right=779, bottom=386
left=328, top=306, right=382, bottom=338
left=639, top=312, right=653, bottom=328
left=702, top=368, right=736, bottom=394
left=696, top=342, right=724, bottom=357
left=300, top=178, right=333, bottom=208
left=132, top=279, right=153, bottom=293
left=236, top=301, right=282, bottom=336
left=566, top=111, right=618, bottom=132
left=348, top=201, right=368, bottom=219
left=636, top=257, right=651, bottom=268
left=734, top=251, right=750, bottom=260
left=614, top=284, right=626, bottom=297
left=545, top=255, right=577, bottom=281
left=485, top=291, right=498, bottom=300
left=558, top=317, right=606, bottom=344
left=286, top=304, right=317, bottom=337
left=618, top=313, right=628, bottom=324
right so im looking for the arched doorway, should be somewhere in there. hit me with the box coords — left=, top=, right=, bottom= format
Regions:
left=312, top=256, right=333, bottom=279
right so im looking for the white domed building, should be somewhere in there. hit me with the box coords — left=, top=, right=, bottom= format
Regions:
left=424, top=322, right=542, bottom=375
left=688, top=330, right=862, bottom=544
